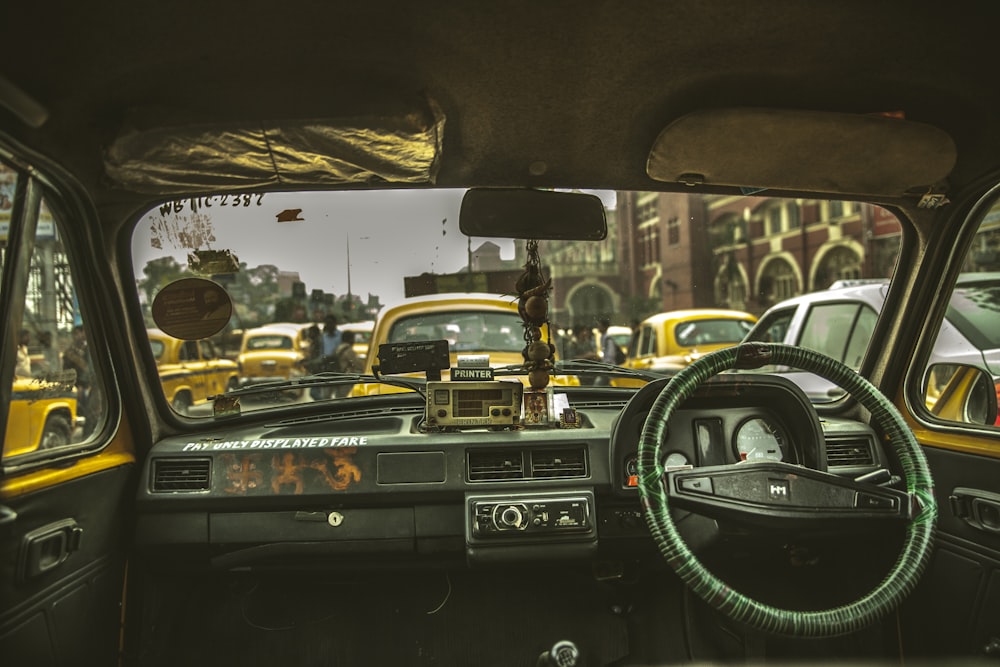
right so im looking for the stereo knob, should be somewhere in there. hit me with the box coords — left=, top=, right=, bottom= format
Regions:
left=499, top=505, right=523, bottom=528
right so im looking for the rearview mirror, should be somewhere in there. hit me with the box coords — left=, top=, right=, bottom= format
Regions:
left=459, top=188, right=608, bottom=241
left=924, top=363, right=998, bottom=427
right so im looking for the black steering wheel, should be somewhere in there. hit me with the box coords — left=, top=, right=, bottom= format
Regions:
left=637, top=342, right=937, bottom=637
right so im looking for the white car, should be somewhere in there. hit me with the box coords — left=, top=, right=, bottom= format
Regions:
left=744, top=274, right=1000, bottom=408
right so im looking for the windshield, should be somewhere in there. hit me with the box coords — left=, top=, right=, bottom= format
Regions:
left=245, top=335, right=294, bottom=351
left=674, top=319, right=754, bottom=347
left=131, top=190, right=900, bottom=416
left=388, top=310, right=524, bottom=352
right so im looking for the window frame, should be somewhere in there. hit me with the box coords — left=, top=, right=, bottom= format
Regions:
left=0, top=155, right=118, bottom=473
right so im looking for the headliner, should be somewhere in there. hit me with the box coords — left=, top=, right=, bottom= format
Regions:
left=3, top=2, right=1000, bottom=218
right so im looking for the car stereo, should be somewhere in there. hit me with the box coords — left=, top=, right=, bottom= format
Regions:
left=467, top=491, right=595, bottom=541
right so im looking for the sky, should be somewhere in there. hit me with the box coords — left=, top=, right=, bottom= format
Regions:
left=132, top=189, right=615, bottom=307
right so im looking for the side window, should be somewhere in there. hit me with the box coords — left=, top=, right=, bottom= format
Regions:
left=799, top=303, right=860, bottom=363
left=924, top=197, right=1000, bottom=428
left=843, top=307, right=877, bottom=370
left=2, top=164, right=109, bottom=460
left=179, top=341, right=199, bottom=362
left=642, top=327, right=658, bottom=357
left=199, top=340, right=217, bottom=360
left=748, top=307, right=795, bottom=344
left=634, top=326, right=651, bottom=357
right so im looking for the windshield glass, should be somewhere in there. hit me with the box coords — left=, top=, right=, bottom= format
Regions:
left=674, top=319, right=754, bottom=347
left=245, top=335, right=294, bottom=350
left=131, top=190, right=900, bottom=416
left=388, top=311, right=524, bottom=352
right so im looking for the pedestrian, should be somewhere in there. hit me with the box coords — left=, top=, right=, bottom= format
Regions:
left=37, top=330, right=60, bottom=376
left=595, top=317, right=621, bottom=386
left=322, top=314, right=342, bottom=359
left=63, top=325, right=97, bottom=435
left=15, top=328, right=32, bottom=377
left=303, top=325, right=322, bottom=371
left=302, top=324, right=331, bottom=400
left=564, top=324, right=598, bottom=386
left=333, top=330, right=360, bottom=398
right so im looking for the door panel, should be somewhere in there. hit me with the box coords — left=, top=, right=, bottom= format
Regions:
left=0, top=463, right=132, bottom=664
left=900, top=446, right=1000, bottom=657
left=0, top=157, right=133, bottom=666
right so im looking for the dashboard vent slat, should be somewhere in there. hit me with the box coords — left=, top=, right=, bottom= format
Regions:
left=530, top=447, right=588, bottom=478
left=826, top=439, right=875, bottom=467
left=468, top=451, right=525, bottom=481
left=152, top=458, right=212, bottom=492
left=468, top=447, right=588, bottom=482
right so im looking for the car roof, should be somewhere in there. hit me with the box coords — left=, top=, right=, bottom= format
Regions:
left=956, top=272, right=1000, bottom=285
left=243, top=323, right=308, bottom=335
left=380, top=293, right=519, bottom=313
left=759, top=283, right=893, bottom=312
left=340, top=321, right=375, bottom=332
left=640, top=309, right=757, bottom=327
left=4, top=3, right=1000, bottom=226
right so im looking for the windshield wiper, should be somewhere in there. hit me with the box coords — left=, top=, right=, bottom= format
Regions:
left=211, top=372, right=427, bottom=401
left=492, top=360, right=673, bottom=383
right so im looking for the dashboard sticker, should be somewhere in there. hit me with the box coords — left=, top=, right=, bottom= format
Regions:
left=220, top=448, right=361, bottom=496
left=224, top=454, right=264, bottom=494
left=183, top=436, right=369, bottom=452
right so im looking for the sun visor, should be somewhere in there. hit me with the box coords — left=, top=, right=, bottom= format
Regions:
left=104, top=99, right=445, bottom=194
left=647, top=108, right=956, bottom=197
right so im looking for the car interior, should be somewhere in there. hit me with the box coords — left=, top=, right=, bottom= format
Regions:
left=2, top=3, right=1000, bottom=666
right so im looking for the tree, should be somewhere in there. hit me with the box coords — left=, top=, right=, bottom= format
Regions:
left=138, top=257, right=188, bottom=320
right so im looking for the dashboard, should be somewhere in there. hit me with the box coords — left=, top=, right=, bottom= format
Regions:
left=135, top=374, right=889, bottom=570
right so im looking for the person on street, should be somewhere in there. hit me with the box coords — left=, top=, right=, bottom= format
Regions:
left=333, top=330, right=360, bottom=398
left=15, top=329, right=32, bottom=377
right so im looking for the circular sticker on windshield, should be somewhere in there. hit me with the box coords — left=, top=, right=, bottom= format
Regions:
left=151, top=277, right=233, bottom=340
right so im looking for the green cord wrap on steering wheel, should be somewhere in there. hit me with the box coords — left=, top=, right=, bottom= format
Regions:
left=637, top=342, right=936, bottom=638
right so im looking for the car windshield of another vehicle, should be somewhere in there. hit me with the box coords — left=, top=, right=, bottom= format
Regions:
left=675, top=319, right=754, bottom=347
left=246, top=335, right=293, bottom=350
left=388, top=311, right=523, bottom=352
left=130, top=190, right=900, bottom=415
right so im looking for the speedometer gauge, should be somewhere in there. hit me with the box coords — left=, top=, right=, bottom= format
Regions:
left=734, top=417, right=786, bottom=462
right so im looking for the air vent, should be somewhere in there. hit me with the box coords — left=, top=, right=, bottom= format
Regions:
left=468, top=450, right=525, bottom=481
left=152, top=458, right=212, bottom=492
left=826, top=439, right=875, bottom=467
left=530, top=447, right=588, bottom=478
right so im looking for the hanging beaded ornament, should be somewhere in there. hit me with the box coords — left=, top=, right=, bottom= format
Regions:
left=516, top=240, right=555, bottom=390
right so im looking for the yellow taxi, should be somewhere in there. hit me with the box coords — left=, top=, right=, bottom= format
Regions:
left=615, top=308, right=757, bottom=387
left=147, top=328, right=240, bottom=413
left=353, top=293, right=576, bottom=395
left=4, top=375, right=78, bottom=457
left=236, top=323, right=311, bottom=385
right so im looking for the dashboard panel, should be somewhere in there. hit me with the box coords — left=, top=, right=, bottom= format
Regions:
left=135, top=376, right=888, bottom=570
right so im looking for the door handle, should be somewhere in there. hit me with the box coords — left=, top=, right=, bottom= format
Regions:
left=949, top=487, right=1000, bottom=533
left=19, top=518, right=83, bottom=580
left=0, top=505, right=17, bottom=539
left=0, top=504, right=16, bottom=527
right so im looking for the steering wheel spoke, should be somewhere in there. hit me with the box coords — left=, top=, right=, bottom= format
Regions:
left=667, top=462, right=912, bottom=528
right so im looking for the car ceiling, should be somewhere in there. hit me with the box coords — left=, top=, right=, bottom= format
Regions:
left=3, top=2, right=1000, bottom=224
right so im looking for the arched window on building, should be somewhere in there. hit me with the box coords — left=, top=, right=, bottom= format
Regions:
left=814, top=245, right=862, bottom=289
left=758, top=258, right=799, bottom=307
left=568, top=283, right=614, bottom=326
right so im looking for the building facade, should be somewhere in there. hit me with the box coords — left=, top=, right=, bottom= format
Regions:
left=543, top=191, right=905, bottom=326
left=705, top=195, right=901, bottom=315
